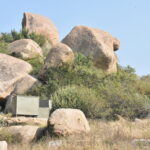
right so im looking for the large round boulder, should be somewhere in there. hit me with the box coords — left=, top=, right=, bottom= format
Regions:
left=62, top=26, right=120, bottom=73
left=48, top=108, right=90, bottom=136
left=42, top=43, right=74, bottom=72
left=8, top=39, right=43, bottom=59
left=0, top=54, right=34, bottom=99
left=22, top=12, right=59, bottom=46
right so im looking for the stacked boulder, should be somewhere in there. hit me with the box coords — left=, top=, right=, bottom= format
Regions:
left=41, top=43, right=74, bottom=73
left=0, top=12, right=121, bottom=143
left=8, top=39, right=43, bottom=59
left=62, top=26, right=120, bottom=73
left=22, top=12, right=59, bottom=46
left=0, top=53, right=36, bottom=99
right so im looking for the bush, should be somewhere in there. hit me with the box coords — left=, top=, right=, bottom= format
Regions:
left=136, top=75, right=150, bottom=98
left=0, top=40, right=8, bottom=54
left=0, top=118, right=8, bottom=127
left=98, top=85, right=150, bottom=120
left=0, top=29, right=46, bottom=47
left=52, top=85, right=103, bottom=118
left=28, top=53, right=150, bottom=120
left=26, top=56, right=44, bottom=76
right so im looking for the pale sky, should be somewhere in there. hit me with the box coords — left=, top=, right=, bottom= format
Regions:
left=0, top=0, right=149, bottom=75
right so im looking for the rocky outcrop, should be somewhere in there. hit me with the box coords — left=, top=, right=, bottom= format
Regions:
left=22, top=12, right=59, bottom=45
left=0, top=54, right=33, bottom=99
left=42, top=43, right=74, bottom=72
left=62, top=26, right=120, bottom=73
left=48, top=108, right=90, bottom=136
left=8, top=39, right=43, bottom=59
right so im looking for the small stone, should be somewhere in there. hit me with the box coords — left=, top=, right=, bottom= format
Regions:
left=48, top=140, right=63, bottom=148
left=0, top=141, right=7, bottom=150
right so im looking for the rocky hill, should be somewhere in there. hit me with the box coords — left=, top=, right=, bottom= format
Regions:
left=0, top=12, right=150, bottom=149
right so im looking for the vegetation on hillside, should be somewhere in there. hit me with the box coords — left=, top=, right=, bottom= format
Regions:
left=0, top=30, right=150, bottom=120
left=0, top=29, right=46, bottom=47
left=0, top=29, right=47, bottom=56
left=28, top=53, right=150, bottom=120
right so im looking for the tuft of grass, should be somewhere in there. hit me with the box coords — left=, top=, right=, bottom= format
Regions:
left=0, top=129, right=21, bottom=143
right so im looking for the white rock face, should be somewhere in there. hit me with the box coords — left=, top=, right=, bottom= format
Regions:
left=8, top=39, right=43, bottom=59
left=0, top=141, right=7, bottom=150
left=48, top=108, right=90, bottom=136
left=41, top=43, right=74, bottom=73
left=62, top=26, right=120, bottom=73
left=15, top=74, right=37, bottom=94
left=22, top=12, right=59, bottom=45
left=0, top=53, right=32, bottom=99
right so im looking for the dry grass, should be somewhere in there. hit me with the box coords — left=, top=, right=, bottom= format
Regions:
left=9, top=117, right=150, bottom=150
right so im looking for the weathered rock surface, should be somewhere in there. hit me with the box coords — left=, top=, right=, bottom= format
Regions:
left=15, top=74, right=37, bottom=95
left=62, top=26, right=120, bottom=73
left=4, top=125, right=39, bottom=143
left=42, top=43, right=74, bottom=72
left=0, top=141, right=7, bottom=150
left=48, top=108, right=90, bottom=136
left=0, top=54, right=32, bottom=99
left=8, top=39, right=43, bottom=59
left=0, top=115, right=47, bottom=126
left=22, top=12, right=59, bottom=45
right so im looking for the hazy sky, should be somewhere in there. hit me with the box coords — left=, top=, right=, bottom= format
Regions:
left=0, top=0, right=149, bottom=75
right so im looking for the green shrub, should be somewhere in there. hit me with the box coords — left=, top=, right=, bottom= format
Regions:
left=136, top=75, right=150, bottom=98
left=51, top=84, right=150, bottom=120
left=0, top=40, right=8, bottom=54
left=52, top=85, right=103, bottom=118
left=0, top=118, right=8, bottom=127
left=0, top=29, right=46, bottom=47
left=28, top=53, right=150, bottom=120
left=74, top=53, right=93, bottom=67
left=98, top=85, right=150, bottom=120
left=26, top=56, right=44, bottom=76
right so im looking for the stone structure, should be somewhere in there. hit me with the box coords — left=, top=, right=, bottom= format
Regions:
left=4, top=95, right=52, bottom=118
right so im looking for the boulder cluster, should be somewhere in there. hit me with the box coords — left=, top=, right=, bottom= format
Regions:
left=0, top=12, right=120, bottom=143
left=0, top=12, right=120, bottom=100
